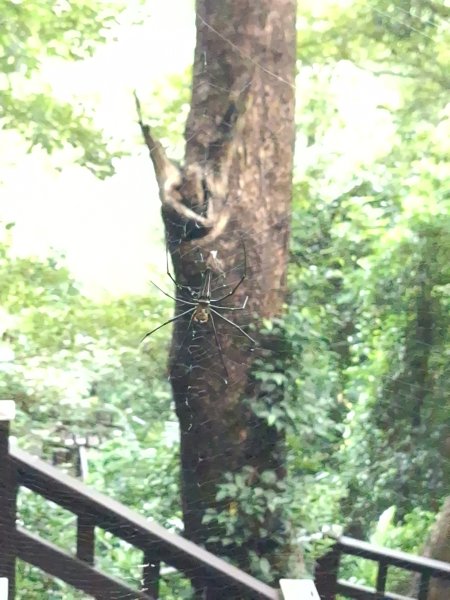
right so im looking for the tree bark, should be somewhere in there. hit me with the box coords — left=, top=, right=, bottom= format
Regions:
left=141, top=0, right=297, bottom=590
left=411, top=496, right=450, bottom=600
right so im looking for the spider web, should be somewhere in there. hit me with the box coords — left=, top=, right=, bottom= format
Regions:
left=152, top=235, right=257, bottom=386
left=3, top=1, right=449, bottom=599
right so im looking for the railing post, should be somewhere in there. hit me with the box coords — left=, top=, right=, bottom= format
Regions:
left=0, top=401, right=17, bottom=600
left=315, top=543, right=341, bottom=600
left=142, top=551, right=159, bottom=599
left=76, top=514, right=95, bottom=566
left=417, top=572, right=430, bottom=600
left=375, top=560, right=388, bottom=596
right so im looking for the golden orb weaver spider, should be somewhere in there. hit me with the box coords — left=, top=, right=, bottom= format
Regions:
left=142, top=244, right=256, bottom=383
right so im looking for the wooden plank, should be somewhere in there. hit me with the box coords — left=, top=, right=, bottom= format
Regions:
left=11, top=447, right=279, bottom=599
left=16, top=527, right=154, bottom=600
left=0, top=420, right=17, bottom=598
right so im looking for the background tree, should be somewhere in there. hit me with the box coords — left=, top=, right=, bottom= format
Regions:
left=139, top=0, right=298, bottom=587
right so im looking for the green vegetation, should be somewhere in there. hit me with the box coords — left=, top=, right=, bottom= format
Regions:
left=1, top=0, right=448, bottom=597
left=0, top=0, right=132, bottom=176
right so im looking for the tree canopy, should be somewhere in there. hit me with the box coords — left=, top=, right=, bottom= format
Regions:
left=0, top=0, right=133, bottom=176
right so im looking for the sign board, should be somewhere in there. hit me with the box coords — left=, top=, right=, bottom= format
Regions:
left=280, top=579, right=320, bottom=600
left=0, top=400, right=15, bottom=421
left=0, top=578, right=8, bottom=600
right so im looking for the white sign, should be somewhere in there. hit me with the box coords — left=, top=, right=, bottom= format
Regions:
left=0, top=400, right=15, bottom=421
left=0, top=578, right=8, bottom=600
left=280, top=579, right=320, bottom=600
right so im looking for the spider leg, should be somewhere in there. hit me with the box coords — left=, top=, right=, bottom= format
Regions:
left=209, top=312, right=229, bottom=384
left=211, top=296, right=248, bottom=311
left=150, top=281, right=196, bottom=306
left=141, top=307, right=195, bottom=343
left=166, top=246, right=197, bottom=297
left=210, top=308, right=256, bottom=346
left=212, top=275, right=245, bottom=303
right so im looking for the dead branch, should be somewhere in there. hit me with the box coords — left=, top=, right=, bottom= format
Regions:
left=134, top=92, right=219, bottom=232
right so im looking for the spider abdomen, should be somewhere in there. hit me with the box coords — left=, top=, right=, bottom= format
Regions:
left=193, top=303, right=209, bottom=324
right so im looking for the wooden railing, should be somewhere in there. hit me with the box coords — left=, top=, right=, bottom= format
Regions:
left=315, top=534, right=450, bottom=600
left=0, top=416, right=279, bottom=600
left=1, top=404, right=450, bottom=600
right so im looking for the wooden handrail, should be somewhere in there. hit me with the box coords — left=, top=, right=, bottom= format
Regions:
left=9, top=446, right=279, bottom=599
left=16, top=527, right=154, bottom=600
left=336, top=535, right=450, bottom=580
left=315, top=533, right=450, bottom=600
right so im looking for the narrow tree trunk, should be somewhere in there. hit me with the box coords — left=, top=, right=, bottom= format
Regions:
left=141, top=0, right=297, bottom=590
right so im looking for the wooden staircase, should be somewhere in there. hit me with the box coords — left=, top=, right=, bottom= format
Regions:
left=0, top=418, right=278, bottom=599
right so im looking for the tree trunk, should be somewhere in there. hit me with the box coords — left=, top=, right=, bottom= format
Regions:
left=141, top=0, right=297, bottom=591
left=411, top=496, right=450, bottom=600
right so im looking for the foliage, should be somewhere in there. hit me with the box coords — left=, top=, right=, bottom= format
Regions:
left=0, top=0, right=133, bottom=176
left=138, top=68, right=192, bottom=162
left=283, top=0, right=449, bottom=573
left=339, top=505, right=436, bottom=594
left=0, top=227, right=183, bottom=597
left=203, top=466, right=299, bottom=582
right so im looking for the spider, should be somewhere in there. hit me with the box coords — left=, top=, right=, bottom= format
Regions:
left=142, top=244, right=256, bottom=383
